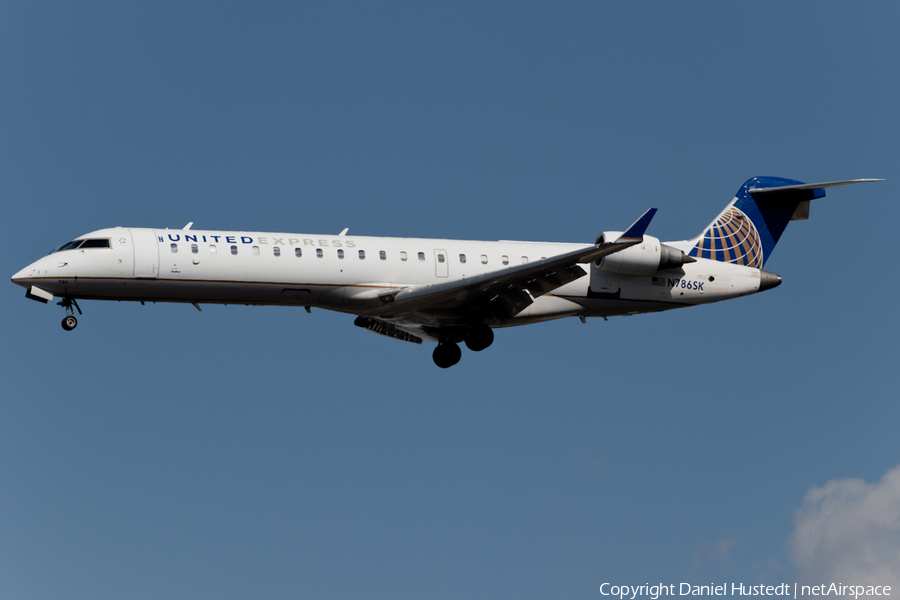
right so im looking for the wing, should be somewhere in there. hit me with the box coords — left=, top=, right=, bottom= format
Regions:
left=365, top=208, right=657, bottom=322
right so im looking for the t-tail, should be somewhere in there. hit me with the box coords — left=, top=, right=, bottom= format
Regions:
left=686, top=176, right=881, bottom=267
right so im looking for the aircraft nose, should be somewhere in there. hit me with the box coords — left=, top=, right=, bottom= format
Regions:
left=11, top=265, right=33, bottom=288
left=11, top=255, right=49, bottom=288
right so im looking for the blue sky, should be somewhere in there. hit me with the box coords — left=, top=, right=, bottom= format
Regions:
left=1, top=2, right=898, bottom=598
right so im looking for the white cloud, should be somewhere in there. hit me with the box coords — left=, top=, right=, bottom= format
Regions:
left=790, top=464, right=900, bottom=586
left=690, top=536, right=742, bottom=576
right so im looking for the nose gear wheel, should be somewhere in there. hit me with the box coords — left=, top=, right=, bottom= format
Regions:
left=58, top=297, right=82, bottom=331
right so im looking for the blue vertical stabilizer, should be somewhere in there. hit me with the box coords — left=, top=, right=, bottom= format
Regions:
left=688, top=176, right=876, bottom=267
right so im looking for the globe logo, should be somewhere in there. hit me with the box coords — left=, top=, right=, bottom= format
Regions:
left=691, top=207, right=763, bottom=267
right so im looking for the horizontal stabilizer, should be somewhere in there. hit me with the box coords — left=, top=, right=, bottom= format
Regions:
left=749, top=179, right=882, bottom=197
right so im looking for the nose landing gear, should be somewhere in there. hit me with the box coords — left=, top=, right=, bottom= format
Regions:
left=58, top=297, right=81, bottom=331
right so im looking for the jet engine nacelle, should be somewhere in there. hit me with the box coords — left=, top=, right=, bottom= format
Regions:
left=595, top=233, right=694, bottom=275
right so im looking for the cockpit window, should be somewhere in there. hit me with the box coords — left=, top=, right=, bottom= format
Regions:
left=51, top=238, right=110, bottom=253
left=80, top=238, right=110, bottom=249
left=53, top=240, right=83, bottom=252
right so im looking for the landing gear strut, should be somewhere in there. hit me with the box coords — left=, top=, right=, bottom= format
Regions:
left=432, top=342, right=462, bottom=369
left=58, top=297, right=81, bottom=331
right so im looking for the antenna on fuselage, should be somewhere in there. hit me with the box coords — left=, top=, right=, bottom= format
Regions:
left=338, top=228, right=348, bottom=236
left=183, top=222, right=194, bottom=230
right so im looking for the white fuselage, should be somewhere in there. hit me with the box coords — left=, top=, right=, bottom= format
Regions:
left=12, top=226, right=766, bottom=328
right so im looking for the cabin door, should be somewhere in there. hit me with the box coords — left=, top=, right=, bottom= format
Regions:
left=130, top=228, right=160, bottom=279
left=434, top=249, right=448, bottom=278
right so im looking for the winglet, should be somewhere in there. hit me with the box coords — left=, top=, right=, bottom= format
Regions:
left=618, top=208, right=657, bottom=241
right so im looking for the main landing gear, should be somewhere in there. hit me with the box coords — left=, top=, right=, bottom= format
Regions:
left=433, top=342, right=462, bottom=369
left=432, top=325, right=495, bottom=368
left=464, top=324, right=494, bottom=352
left=58, top=296, right=81, bottom=331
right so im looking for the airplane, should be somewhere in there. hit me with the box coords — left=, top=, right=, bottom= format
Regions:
left=11, top=176, right=879, bottom=368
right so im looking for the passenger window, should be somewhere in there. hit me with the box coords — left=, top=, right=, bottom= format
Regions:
left=209, top=244, right=217, bottom=254
left=337, top=249, right=344, bottom=259
left=437, top=254, right=445, bottom=263
left=481, top=255, right=488, bottom=264
left=400, top=251, right=408, bottom=261
left=316, top=248, right=323, bottom=258
left=521, top=256, right=528, bottom=264
left=418, top=252, right=425, bottom=261
left=359, top=250, right=366, bottom=259
left=191, top=244, right=198, bottom=254
left=230, top=245, right=238, bottom=255
left=295, top=248, right=302, bottom=257
left=459, top=254, right=466, bottom=263
left=273, top=247, right=281, bottom=257
left=502, top=255, right=509, bottom=265
left=252, top=246, right=260, bottom=256
left=379, top=250, right=386, bottom=260
left=170, top=243, right=178, bottom=254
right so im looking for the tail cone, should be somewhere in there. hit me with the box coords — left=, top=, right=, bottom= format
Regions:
left=759, top=270, right=782, bottom=292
